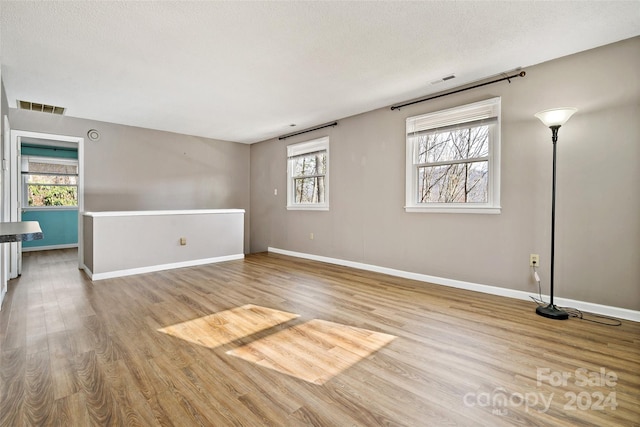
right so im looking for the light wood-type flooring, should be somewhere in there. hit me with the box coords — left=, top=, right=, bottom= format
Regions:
left=1, top=249, right=639, bottom=426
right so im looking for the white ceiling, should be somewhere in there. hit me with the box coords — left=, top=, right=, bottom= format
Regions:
left=1, top=1, right=638, bottom=144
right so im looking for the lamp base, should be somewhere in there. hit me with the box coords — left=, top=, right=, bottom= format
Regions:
left=536, top=304, right=569, bottom=320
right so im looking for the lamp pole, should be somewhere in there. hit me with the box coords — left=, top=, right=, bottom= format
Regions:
left=534, top=108, right=577, bottom=320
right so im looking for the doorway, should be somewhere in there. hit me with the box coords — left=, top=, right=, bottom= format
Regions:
left=9, top=130, right=85, bottom=277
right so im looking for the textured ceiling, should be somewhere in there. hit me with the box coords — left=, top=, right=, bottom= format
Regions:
left=1, top=1, right=638, bottom=144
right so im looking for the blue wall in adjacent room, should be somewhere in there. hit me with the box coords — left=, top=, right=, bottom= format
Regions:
left=22, top=209, right=78, bottom=249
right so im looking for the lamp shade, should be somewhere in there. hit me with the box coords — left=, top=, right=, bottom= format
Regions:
left=535, top=107, right=577, bottom=127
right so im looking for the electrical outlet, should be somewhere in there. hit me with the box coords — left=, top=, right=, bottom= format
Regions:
left=180, top=237, right=187, bottom=246
left=530, top=254, right=539, bottom=267
left=309, top=232, right=314, bottom=240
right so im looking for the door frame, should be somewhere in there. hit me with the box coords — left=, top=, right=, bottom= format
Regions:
left=9, top=130, right=85, bottom=275
left=1, top=116, right=10, bottom=304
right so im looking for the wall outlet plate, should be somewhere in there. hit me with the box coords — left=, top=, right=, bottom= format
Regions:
left=530, top=254, right=540, bottom=267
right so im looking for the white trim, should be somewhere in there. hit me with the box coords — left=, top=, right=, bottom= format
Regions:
left=287, top=136, right=329, bottom=157
left=21, top=154, right=79, bottom=210
left=9, top=130, right=20, bottom=277
left=10, top=130, right=85, bottom=272
left=23, top=206, right=78, bottom=212
left=267, top=247, right=640, bottom=322
left=83, top=253, right=245, bottom=281
left=408, top=97, right=500, bottom=131
left=405, top=97, right=501, bottom=213
left=286, top=205, right=330, bottom=211
left=1, top=116, right=11, bottom=308
left=22, top=243, right=78, bottom=252
left=287, top=137, right=330, bottom=211
left=82, top=209, right=245, bottom=217
left=405, top=206, right=501, bottom=214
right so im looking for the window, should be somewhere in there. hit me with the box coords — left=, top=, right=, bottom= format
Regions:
left=405, top=97, right=501, bottom=213
left=22, top=156, right=79, bottom=208
left=287, top=137, right=329, bottom=210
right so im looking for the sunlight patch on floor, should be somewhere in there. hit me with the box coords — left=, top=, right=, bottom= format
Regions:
left=157, top=304, right=299, bottom=348
left=227, top=319, right=396, bottom=385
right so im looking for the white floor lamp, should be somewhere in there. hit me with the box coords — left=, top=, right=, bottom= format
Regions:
left=534, top=107, right=577, bottom=320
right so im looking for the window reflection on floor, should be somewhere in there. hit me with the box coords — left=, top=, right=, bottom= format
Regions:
left=228, top=318, right=395, bottom=384
left=157, top=304, right=299, bottom=348
left=159, top=304, right=396, bottom=385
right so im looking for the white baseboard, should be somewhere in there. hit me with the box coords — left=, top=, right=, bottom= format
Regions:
left=268, top=247, right=640, bottom=323
left=84, top=254, right=245, bottom=281
left=22, top=243, right=78, bottom=252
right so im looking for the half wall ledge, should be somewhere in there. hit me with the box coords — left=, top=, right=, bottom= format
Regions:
left=83, top=209, right=244, bottom=280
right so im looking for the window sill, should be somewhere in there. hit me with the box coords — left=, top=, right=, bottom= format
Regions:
left=287, top=205, right=329, bottom=211
left=405, top=205, right=501, bottom=214
left=22, top=206, right=79, bottom=212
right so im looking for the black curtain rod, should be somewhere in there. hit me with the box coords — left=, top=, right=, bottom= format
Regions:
left=390, top=71, right=526, bottom=111
left=279, top=122, right=338, bottom=140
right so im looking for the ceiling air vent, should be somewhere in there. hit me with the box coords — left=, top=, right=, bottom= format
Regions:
left=18, top=100, right=65, bottom=115
left=430, top=74, right=456, bottom=85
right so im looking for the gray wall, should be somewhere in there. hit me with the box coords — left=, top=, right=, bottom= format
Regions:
left=250, top=37, right=640, bottom=311
left=8, top=110, right=251, bottom=252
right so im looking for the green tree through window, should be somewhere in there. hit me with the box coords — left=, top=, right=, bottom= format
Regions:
left=24, top=159, right=78, bottom=207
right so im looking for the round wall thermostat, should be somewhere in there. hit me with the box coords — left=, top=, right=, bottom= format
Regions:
left=87, top=129, right=101, bottom=141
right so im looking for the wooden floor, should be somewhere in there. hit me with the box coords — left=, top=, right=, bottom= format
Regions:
left=1, top=249, right=638, bottom=426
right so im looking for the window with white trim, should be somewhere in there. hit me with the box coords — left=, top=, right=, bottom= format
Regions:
left=287, top=137, right=329, bottom=210
left=21, top=156, right=79, bottom=208
left=405, top=97, right=501, bottom=214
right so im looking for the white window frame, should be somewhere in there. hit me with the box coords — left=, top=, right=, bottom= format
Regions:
left=287, top=137, right=329, bottom=211
left=405, top=97, right=501, bottom=214
left=21, top=155, right=79, bottom=210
